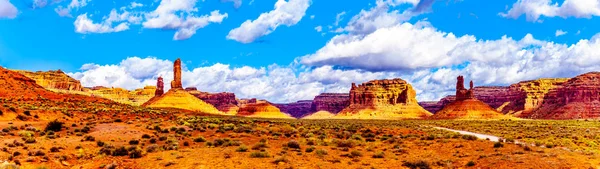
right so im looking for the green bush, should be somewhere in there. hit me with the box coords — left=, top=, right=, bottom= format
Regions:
left=236, top=145, right=248, bottom=152
left=249, top=151, right=270, bottom=158
left=316, top=149, right=328, bottom=157
left=194, top=136, right=206, bottom=142
left=372, top=151, right=384, bottom=158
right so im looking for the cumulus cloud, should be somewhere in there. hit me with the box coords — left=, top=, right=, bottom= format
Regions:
left=556, top=29, right=568, bottom=36
left=500, top=0, right=600, bottom=22
left=74, top=8, right=143, bottom=34
left=343, top=0, right=425, bottom=35
left=142, top=0, right=228, bottom=40
left=226, top=0, right=311, bottom=43
left=0, top=0, right=18, bottom=19
left=314, top=26, right=322, bottom=32
left=68, top=57, right=397, bottom=103
left=33, top=0, right=48, bottom=9
left=130, top=2, right=143, bottom=8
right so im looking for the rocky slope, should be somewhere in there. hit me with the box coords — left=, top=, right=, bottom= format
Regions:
left=15, top=70, right=84, bottom=91
left=187, top=87, right=239, bottom=115
left=237, top=99, right=294, bottom=119
left=335, top=79, right=432, bottom=119
left=431, top=76, right=506, bottom=119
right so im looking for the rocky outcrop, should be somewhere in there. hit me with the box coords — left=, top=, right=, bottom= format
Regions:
left=88, top=86, right=156, bottom=106
left=431, top=76, right=507, bottom=120
left=187, top=88, right=239, bottom=115
left=421, top=86, right=519, bottom=113
left=527, top=73, right=600, bottom=119
left=171, top=58, right=183, bottom=89
left=155, top=77, right=164, bottom=96
left=505, top=78, right=568, bottom=116
left=274, top=100, right=313, bottom=118
left=142, top=59, right=221, bottom=114
left=15, top=70, right=83, bottom=91
left=336, top=78, right=432, bottom=119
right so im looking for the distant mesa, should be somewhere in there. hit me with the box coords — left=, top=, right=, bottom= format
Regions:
left=187, top=87, right=239, bottom=115
left=335, top=78, right=432, bottom=119
left=142, top=58, right=221, bottom=114
left=237, top=99, right=294, bottom=119
left=430, top=76, right=509, bottom=120
left=16, top=69, right=84, bottom=91
left=301, top=111, right=336, bottom=119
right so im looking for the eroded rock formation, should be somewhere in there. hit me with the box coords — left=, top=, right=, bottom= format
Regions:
left=155, top=77, right=164, bottom=96
left=274, top=100, right=314, bottom=118
left=16, top=70, right=84, bottom=91
left=237, top=99, right=294, bottom=119
left=528, top=73, right=600, bottom=119
left=313, top=93, right=349, bottom=114
left=336, top=78, right=432, bottom=119
left=431, top=76, right=507, bottom=119
left=171, top=58, right=183, bottom=89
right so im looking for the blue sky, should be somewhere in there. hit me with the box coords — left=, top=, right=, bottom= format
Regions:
left=1, top=0, right=600, bottom=102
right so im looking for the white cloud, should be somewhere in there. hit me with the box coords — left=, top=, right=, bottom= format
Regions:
left=142, top=0, right=228, bottom=40
left=55, top=0, right=90, bottom=17
left=334, top=11, right=346, bottom=26
left=314, top=26, right=322, bottom=32
left=0, top=0, right=18, bottom=19
left=130, top=2, right=144, bottom=8
left=500, top=0, right=600, bottom=22
left=310, top=15, right=315, bottom=19
left=73, top=8, right=144, bottom=34
left=343, top=0, right=424, bottom=35
left=226, top=0, right=311, bottom=43
left=556, top=29, right=568, bottom=36
left=74, top=13, right=130, bottom=34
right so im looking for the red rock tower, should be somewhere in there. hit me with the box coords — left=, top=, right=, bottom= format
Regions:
left=456, top=75, right=475, bottom=101
left=155, top=77, right=164, bottom=96
left=171, top=58, right=183, bottom=90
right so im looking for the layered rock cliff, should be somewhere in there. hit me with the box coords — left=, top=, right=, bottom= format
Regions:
left=88, top=86, right=156, bottom=106
left=528, top=73, right=600, bottom=119
left=336, top=78, right=432, bottom=119
left=274, top=100, right=314, bottom=118
left=15, top=70, right=84, bottom=91
left=237, top=99, right=294, bottom=119
left=313, top=93, right=349, bottom=114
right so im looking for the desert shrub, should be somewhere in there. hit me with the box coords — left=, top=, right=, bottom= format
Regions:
left=372, top=151, right=385, bottom=158
left=149, top=138, right=157, bottom=144
left=159, top=136, right=167, bottom=141
left=493, top=142, right=504, bottom=148
left=286, top=140, right=300, bottom=149
left=128, top=146, right=143, bottom=158
left=16, top=114, right=28, bottom=121
left=305, top=146, right=315, bottom=153
left=146, top=144, right=160, bottom=153
left=249, top=151, right=270, bottom=158
left=45, top=120, right=64, bottom=132
left=466, top=161, right=476, bottom=167
left=252, top=142, right=268, bottom=150
left=350, top=150, right=362, bottom=158
left=0, top=110, right=3, bottom=116
left=129, top=139, right=139, bottom=145
left=141, top=134, right=151, bottom=139
left=83, top=135, right=95, bottom=141
left=23, top=111, right=31, bottom=116
left=50, top=147, right=60, bottom=152
left=523, top=146, right=532, bottom=151
left=335, top=139, right=354, bottom=148
left=351, top=134, right=364, bottom=141
left=183, top=141, right=190, bottom=146
left=193, top=136, right=206, bottom=142
left=112, top=146, right=128, bottom=156
left=24, top=137, right=36, bottom=144
left=462, top=135, right=477, bottom=141
left=402, top=160, right=431, bottom=169
left=546, top=142, right=555, bottom=148
left=222, top=123, right=235, bottom=131
left=96, top=141, right=105, bottom=147
left=236, top=145, right=248, bottom=152
left=316, top=149, right=328, bottom=157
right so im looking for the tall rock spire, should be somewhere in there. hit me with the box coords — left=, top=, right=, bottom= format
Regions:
left=171, top=58, right=183, bottom=89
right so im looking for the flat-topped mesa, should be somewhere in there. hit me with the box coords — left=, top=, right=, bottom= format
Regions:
left=170, top=58, right=183, bottom=90
left=15, top=69, right=84, bottom=91
left=337, top=78, right=432, bottom=119
left=313, top=93, right=349, bottom=114
left=349, top=78, right=416, bottom=106
left=155, top=77, right=164, bottom=96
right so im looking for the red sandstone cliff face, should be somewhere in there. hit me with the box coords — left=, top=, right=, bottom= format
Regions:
left=186, top=87, right=239, bottom=113
left=528, top=73, right=600, bottom=119
left=336, top=78, right=432, bottom=119
left=155, top=77, right=164, bottom=96
left=16, top=70, right=84, bottom=91
left=313, top=93, right=349, bottom=114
